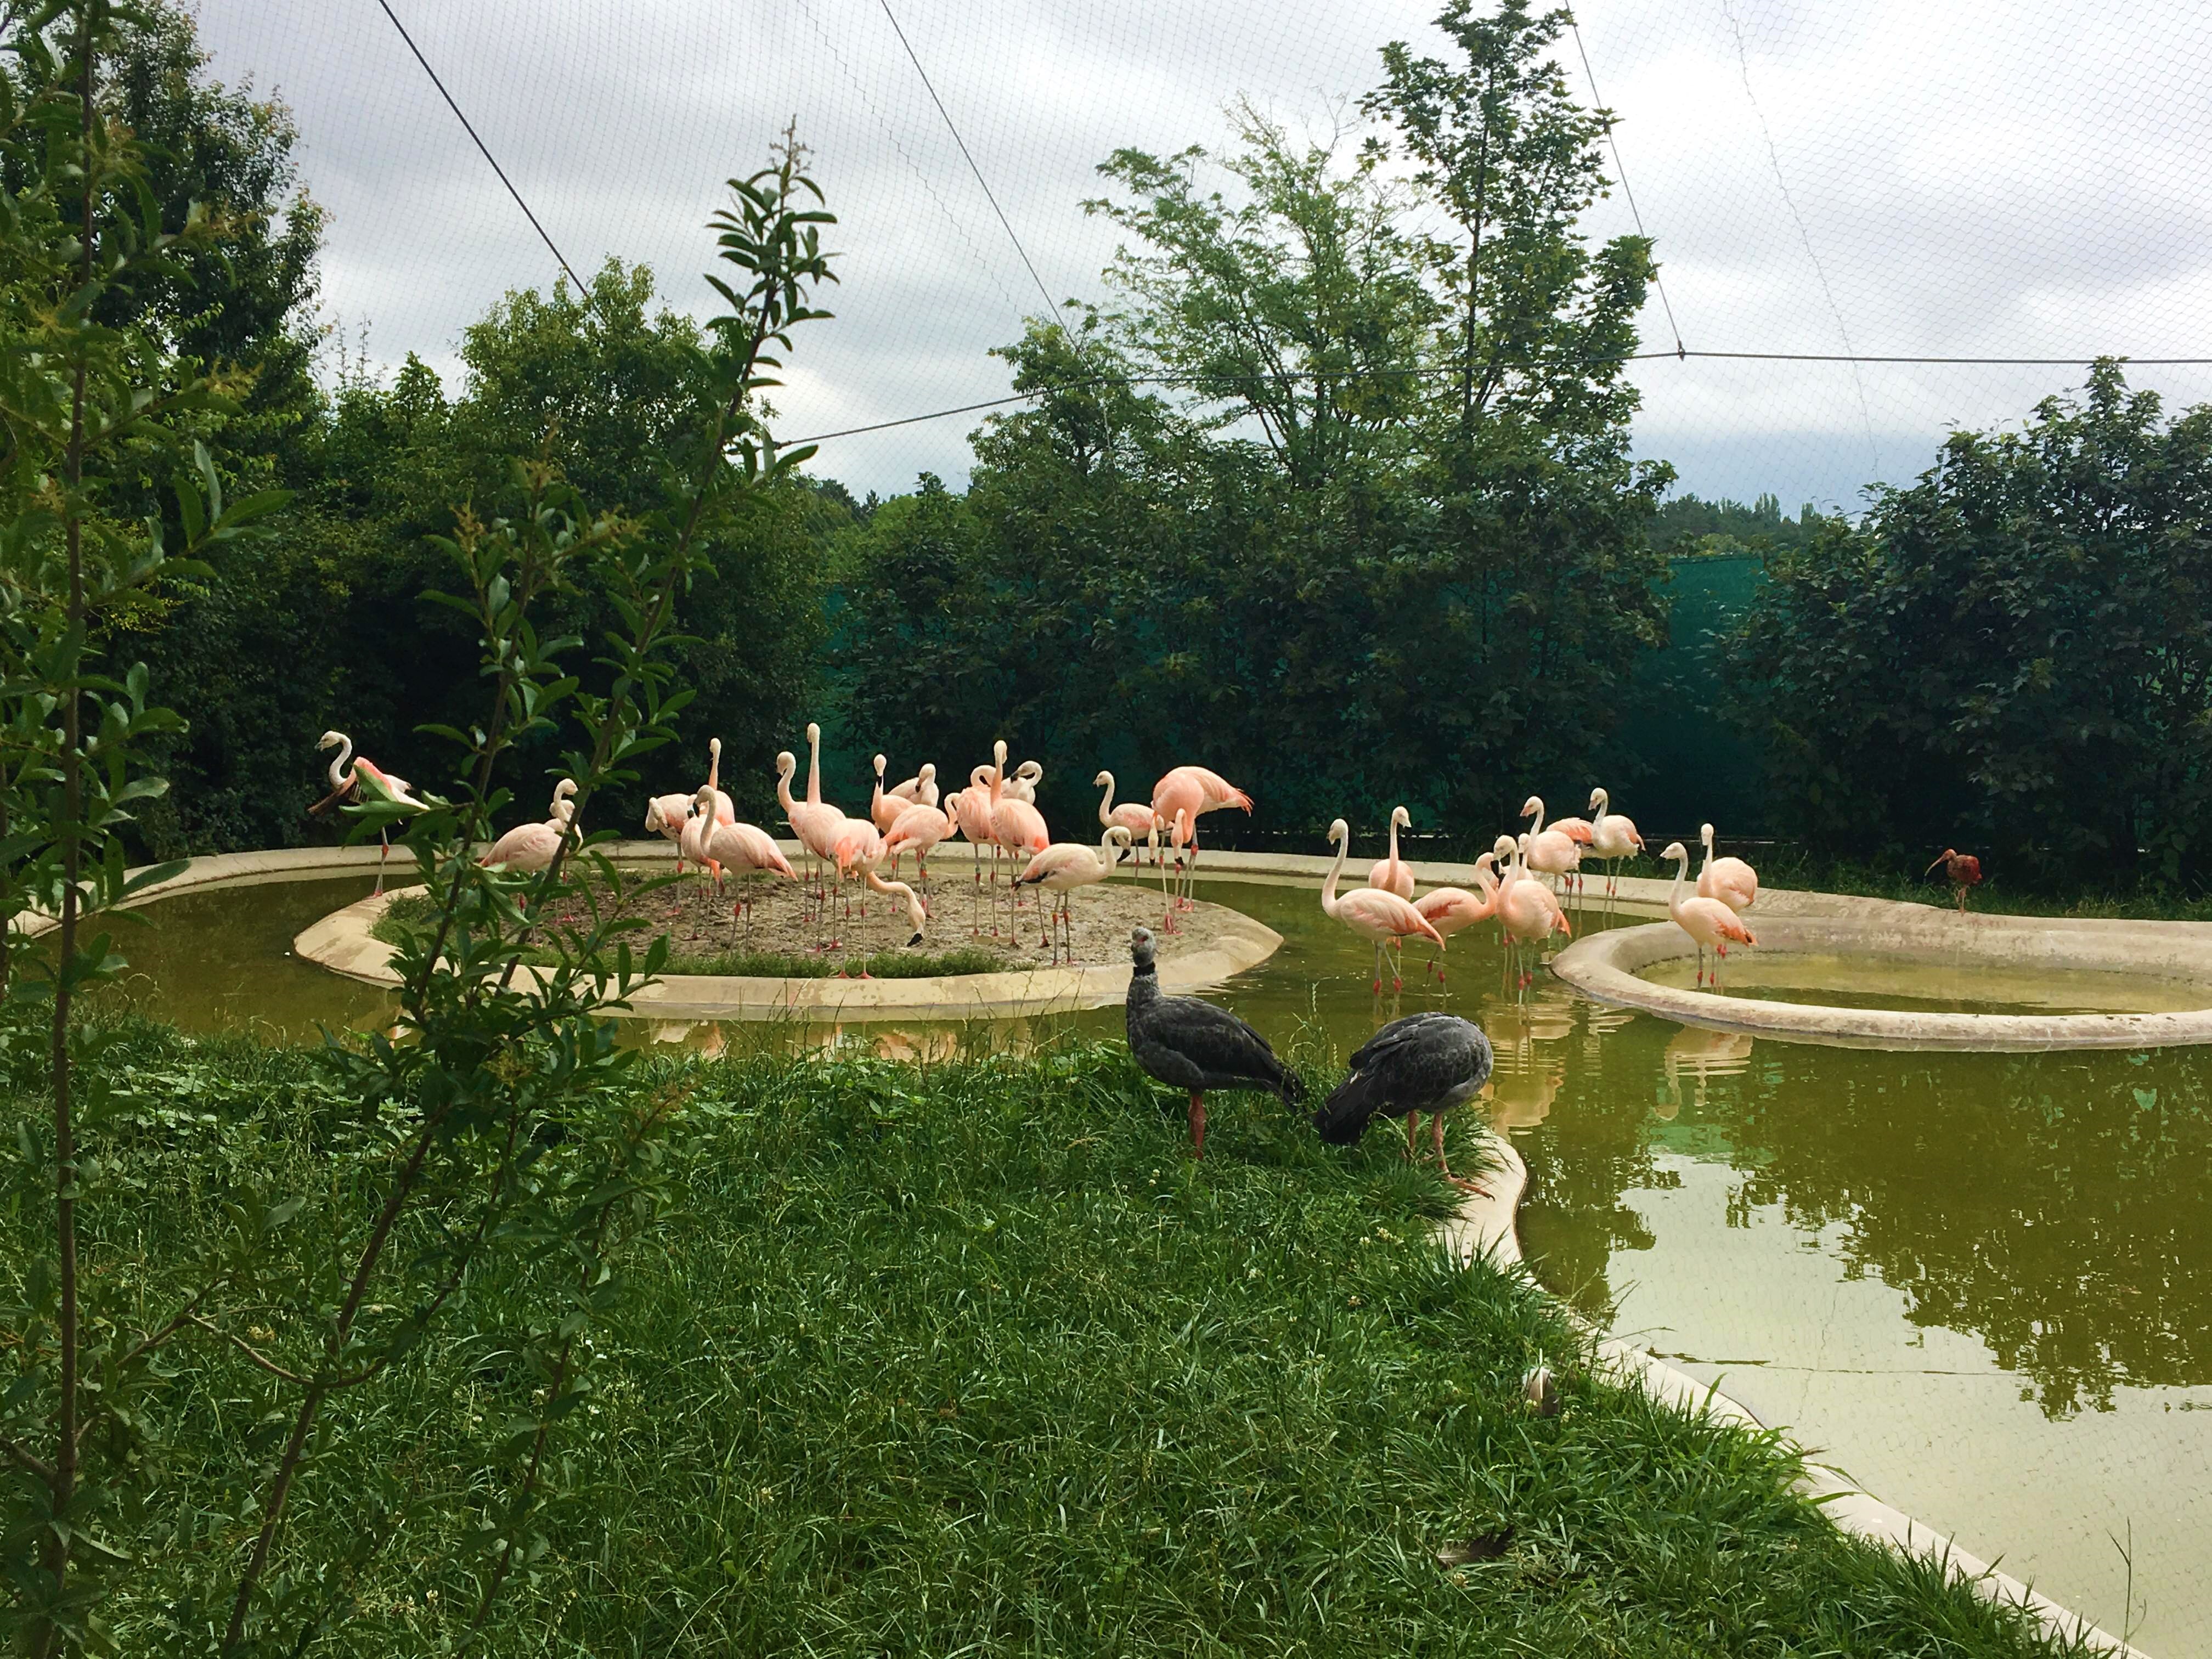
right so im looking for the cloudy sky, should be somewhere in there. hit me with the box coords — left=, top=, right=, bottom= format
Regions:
left=198, top=0, right=2212, bottom=510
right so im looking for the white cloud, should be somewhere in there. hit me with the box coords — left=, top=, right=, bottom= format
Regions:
left=197, top=0, right=2212, bottom=509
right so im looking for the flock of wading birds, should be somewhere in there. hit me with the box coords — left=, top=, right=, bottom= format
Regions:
left=307, top=722, right=1839, bottom=993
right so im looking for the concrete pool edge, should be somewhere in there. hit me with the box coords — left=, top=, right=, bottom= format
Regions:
left=1438, top=1137, right=2146, bottom=1657
left=1554, top=912, right=2212, bottom=1051
left=292, top=882, right=1283, bottom=1022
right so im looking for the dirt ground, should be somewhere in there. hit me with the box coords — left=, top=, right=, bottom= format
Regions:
left=541, top=862, right=1246, bottom=973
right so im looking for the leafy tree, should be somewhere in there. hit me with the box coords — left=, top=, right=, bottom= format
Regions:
left=1725, top=360, right=2212, bottom=883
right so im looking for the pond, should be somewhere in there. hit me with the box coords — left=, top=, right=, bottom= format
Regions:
left=91, top=868, right=2212, bottom=1655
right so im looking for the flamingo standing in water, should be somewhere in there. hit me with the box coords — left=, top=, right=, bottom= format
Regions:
left=1663, top=839, right=1756, bottom=988
left=1367, top=805, right=1416, bottom=899
left=1498, top=832, right=1571, bottom=991
left=1697, top=822, right=1759, bottom=914
left=1521, top=795, right=1584, bottom=906
left=1016, top=825, right=1134, bottom=963
left=1153, top=765, right=1252, bottom=909
left=691, top=785, right=795, bottom=946
left=1587, top=787, right=1644, bottom=908
left=1412, top=851, right=1500, bottom=984
left=312, top=730, right=428, bottom=895
left=479, top=780, right=577, bottom=875
left=1321, top=818, right=1445, bottom=993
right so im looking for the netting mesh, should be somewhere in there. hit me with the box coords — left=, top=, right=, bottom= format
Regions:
left=201, top=0, right=2212, bottom=507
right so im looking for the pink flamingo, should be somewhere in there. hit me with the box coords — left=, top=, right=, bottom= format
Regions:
left=1521, top=795, right=1584, bottom=905
left=1321, top=817, right=1446, bottom=993
left=888, top=761, right=939, bottom=809
left=947, top=764, right=1001, bottom=936
left=1152, top=765, right=1252, bottom=904
left=777, top=742, right=847, bottom=939
left=1094, top=770, right=1161, bottom=869
left=1004, top=759, right=1043, bottom=803
left=702, top=737, right=736, bottom=826
left=988, top=741, right=1051, bottom=944
left=1156, top=807, right=1194, bottom=931
left=883, top=799, right=953, bottom=895
left=1015, top=825, right=1133, bottom=963
left=870, top=754, right=905, bottom=836
left=1697, top=822, right=1759, bottom=913
left=1498, top=832, right=1571, bottom=991
left=1411, top=851, right=1500, bottom=983
left=1587, top=787, right=1644, bottom=907
left=313, top=730, right=427, bottom=895
left=861, top=866, right=928, bottom=953
left=479, top=780, right=577, bottom=875
left=692, top=785, right=795, bottom=947
left=643, top=791, right=696, bottom=874
left=1663, top=839, right=1757, bottom=988
left=1367, top=805, right=1416, bottom=899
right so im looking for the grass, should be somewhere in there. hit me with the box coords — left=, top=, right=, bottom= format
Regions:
left=369, top=889, right=1020, bottom=977
left=1, top=1019, right=2092, bottom=1656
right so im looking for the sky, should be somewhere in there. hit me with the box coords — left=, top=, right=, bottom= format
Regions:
left=196, top=0, right=2212, bottom=511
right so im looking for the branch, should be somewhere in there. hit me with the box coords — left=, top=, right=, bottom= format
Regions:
left=1, top=1433, right=56, bottom=1485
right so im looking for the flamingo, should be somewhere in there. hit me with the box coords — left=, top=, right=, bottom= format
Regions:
left=988, top=742, right=1051, bottom=944
left=1158, top=807, right=1194, bottom=932
left=1927, top=848, right=1984, bottom=912
left=1321, top=818, right=1446, bottom=994
left=888, top=761, right=940, bottom=809
left=1697, top=822, right=1759, bottom=913
left=777, top=745, right=846, bottom=940
left=702, top=738, right=736, bottom=827
left=1005, top=759, right=1044, bottom=804
left=1587, top=787, right=1644, bottom=907
left=1367, top=805, right=1416, bottom=899
left=947, top=764, right=1000, bottom=936
left=1016, top=825, right=1135, bottom=963
left=1411, top=851, right=1500, bottom=983
left=870, top=754, right=904, bottom=836
left=643, top=792, right=696, bottom=870
left=690, top=784, right=795, bottom=946
left=479, top=779, right=577, bottom=876
left=861, top=866, right=928, bottom=952
left=1521, top=796, right=1583, bottom=905
left=1152, top=765, right=1252, bottom=905
left=1094, top=770, right=1161, bottom=870
left=313, top=730, right=427, bottom=895
left=1663, top=839, right=1757, bottom=988
left=883, top=799, right=953, bottom=895
left=1498, top=832, right=1571, bottom=991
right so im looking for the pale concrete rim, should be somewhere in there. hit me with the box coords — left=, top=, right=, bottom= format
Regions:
left=1554, top=910, right=2212, bottom=1051
left=1438, top=1137, right=2145, bottom=1657
left=291, top=873, right=1281, bottom=1023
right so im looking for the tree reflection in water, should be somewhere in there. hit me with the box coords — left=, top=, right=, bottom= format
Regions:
left=1512, top=997, right=2212, bottom=1418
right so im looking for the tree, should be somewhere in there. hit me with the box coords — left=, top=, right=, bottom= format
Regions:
left=1725, top=360, right=2212, bottom=884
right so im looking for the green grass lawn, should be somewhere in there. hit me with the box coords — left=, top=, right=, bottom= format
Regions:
left=4, top=1024, right=2089, bottom=1655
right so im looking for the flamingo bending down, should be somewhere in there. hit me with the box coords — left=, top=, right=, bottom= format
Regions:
left=862, top=866, right=928, bottom=952
left=1410, top=851, right=1500, bottom=983
left=1587, top=787, right=1644, bottom=906
left=1520, top=795, right=1583, bottom=905
left=883, top=800, right=953, bottom=895
left=701, top=738, right=736, bottom=827
left=1095, top=770, right=1162, bottom=868
left=1152, top=765, right=1253, bottom=906
left=1004, top=760, right=1043, bottom=804
left=1663, top=839, right=1757, bottom=988
left=479, top=780, right=577, bottom=876
left=644, top=792, right=696, bottom=871
left=1697, top=822, right=1759, bottom=913
left=1321, top=818, right=1445, bottom=993
left=1498, top=833, right=1571, bottom=991
left=1367, top=805, right=1416, bottom=899
left=313, top=730, right=427, bottom=895
left=1927, top=848, right=1984, bottom=912
left=1017, top=825, right=1135, bottom=963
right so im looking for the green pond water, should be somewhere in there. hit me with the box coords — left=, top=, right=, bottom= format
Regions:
left=89, top=871, right=2212, bottom=1655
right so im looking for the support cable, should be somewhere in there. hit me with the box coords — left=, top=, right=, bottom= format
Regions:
left=1565, top=10, right=1685, bottom=357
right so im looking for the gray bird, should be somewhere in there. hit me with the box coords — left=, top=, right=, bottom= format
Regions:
left=1124, top=926, right=1302, bottom=1156
left=1314, top=1012, right=1493, bottom=1190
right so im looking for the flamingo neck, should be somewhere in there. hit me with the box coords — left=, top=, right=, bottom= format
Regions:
left=776, top=766, right=796, bottom=814
left=1386, top=812, right=1402, bottom=866
left=1668, top=849, right=1689, bottom=915
left=326, top=733, right=353, bottom=790
left=709, top=737, right=723, bottom=791
left=1322, top=831, right=1348, bottom=915
left=806, top=729, right=821, bottom=806
left=1527, top=798, right=1547, bottom=837
left=1097, top=826, right=1122, bottom=872
left=1097, top=774, right=1115, bottom=824
left=1700, top=826, right=1714, bottom=876
left=1591, top=791, right=1608, bottom=828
